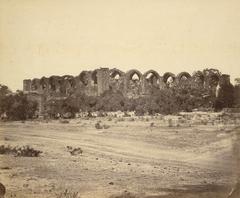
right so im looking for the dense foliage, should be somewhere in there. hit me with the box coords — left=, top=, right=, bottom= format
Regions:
left=43, top=79, right=215, bottom=118
left=0, top=85, right=38, bottom=120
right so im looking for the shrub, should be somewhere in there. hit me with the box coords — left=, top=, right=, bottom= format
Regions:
left=0, top=145, right=42, bottom=157
left=0, top=91, right=38, bottom=120
left=66, top=146, right=83, bottom=156
left=95, top=122, right=103, bottom=129
left=56, top=189, right=79, bottom=198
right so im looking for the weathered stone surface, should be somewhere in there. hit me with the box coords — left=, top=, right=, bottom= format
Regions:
left=23, top=68, right=232, bottom=98
left=23, top=68, right=235, bottom=114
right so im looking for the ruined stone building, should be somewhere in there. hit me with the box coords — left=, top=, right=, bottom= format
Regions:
left=22, top=68, right=231, bottom=114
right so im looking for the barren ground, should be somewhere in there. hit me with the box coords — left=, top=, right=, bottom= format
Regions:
left=0, top=112, right=240, bottom=198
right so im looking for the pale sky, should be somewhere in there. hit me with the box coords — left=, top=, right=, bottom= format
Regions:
left=0, top=0, right=240, bottom=91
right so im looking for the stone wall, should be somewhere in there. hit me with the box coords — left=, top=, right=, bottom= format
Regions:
left=23, top=68, right=228, bottom=99
left=23, top=68, right=235, bottom=115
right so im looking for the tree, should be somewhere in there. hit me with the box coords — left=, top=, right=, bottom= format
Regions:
left=0, top=91, right=38, bottom=120
left=0, top=84, right=12, bottom=114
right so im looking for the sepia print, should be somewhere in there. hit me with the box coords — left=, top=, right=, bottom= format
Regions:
left=0, top=0, right=240, bottom=197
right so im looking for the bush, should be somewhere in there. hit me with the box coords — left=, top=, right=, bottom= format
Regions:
left=0, top=145, right=42, bottom=157
left=66, top=146, right=83, bottom=156
left=95, top=122, right=103, bottom=129
left=56, top=189, right=79, bottom=198
left=0, top=91, right=38, bottom=120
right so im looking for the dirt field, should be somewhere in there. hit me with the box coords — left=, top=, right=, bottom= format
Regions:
left=0, top=112, right=240, bottom=198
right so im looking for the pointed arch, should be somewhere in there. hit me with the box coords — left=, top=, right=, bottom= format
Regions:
left=110, top=68, right=125, bottom=79
left=143, top=70, right=160, bottom=79
left=40, top=77, right=49, bottom=90
left=177, top=72, right=191, bottom=81
left=163, top=72, right=176, bottom=83
left=49, top=75, right=61, bottom=91
left=31, top=78, right=40, bottom=90
left=79, top=71, right=88, bottom=86
left=62, top=75, right=75, bottom=87
left=91, top=70, right=98, bottom=84
left=125, top=69, right=142, bottom=81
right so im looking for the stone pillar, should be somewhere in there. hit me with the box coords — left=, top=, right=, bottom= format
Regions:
left=97, top=68, right=110, bottom=96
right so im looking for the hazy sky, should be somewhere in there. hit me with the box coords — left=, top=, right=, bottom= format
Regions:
left=0, top=0, right=240, bottom=91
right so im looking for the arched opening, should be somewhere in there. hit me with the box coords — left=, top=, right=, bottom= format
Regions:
left=110, top=70, right=124, bottom=81
left=167, top=76, right=174, bottom=86
left=163, top=72, right=175, bottom=87
left=143, top=70, right=160, bottom=85
left=177, top=72, right=191, bottom=83
left=31, top=79, right=39, bottom=91
left=113, top=74, right=120, bottom=80
left=63, top=75, right=75, bottom=88
left=79, top=72, right=88, bottom=86
left=131, top=73, right=140, bottom=81
left=91, top=70, right=98, bottom=85
left=126, top=69, right=142, bottom=82
left=49, top=76, right=61, bottom=92
left=109, top=69, right=124, bottom=91
left=49, top=77, right=56, bottom=91
left=125, top=70, right=142, bottom=97
left=40, top=77, right=48, bottom=90
left=110, top=69, right=124, bottom=79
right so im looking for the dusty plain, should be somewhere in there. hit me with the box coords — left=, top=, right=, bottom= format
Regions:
left=0, top=112, right=240, bottom=198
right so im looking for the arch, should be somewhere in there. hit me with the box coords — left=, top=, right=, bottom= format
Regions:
left=110, top=68, right=125, bottom=79
left=40, top=77, right=49, bottom=90
left=177, top=72, right=191, bottom=81
left=79, top=71, right=88, bottom=86
left=163, top=72, right=176, bottom=83
left=49, top=75, right=61, bottom=91
left=125, top=69, right=142, bottom=81
left=62, top=75, right=75, bottom=87
left=91, top=70, right=98, bottom=84
left=143, top=70, right=160, bottom=86
left=62, top=75, right=74, bottom=80
left=143, top=70, right=160, bottom=79
left=31, top=78, right=40, bottom=90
